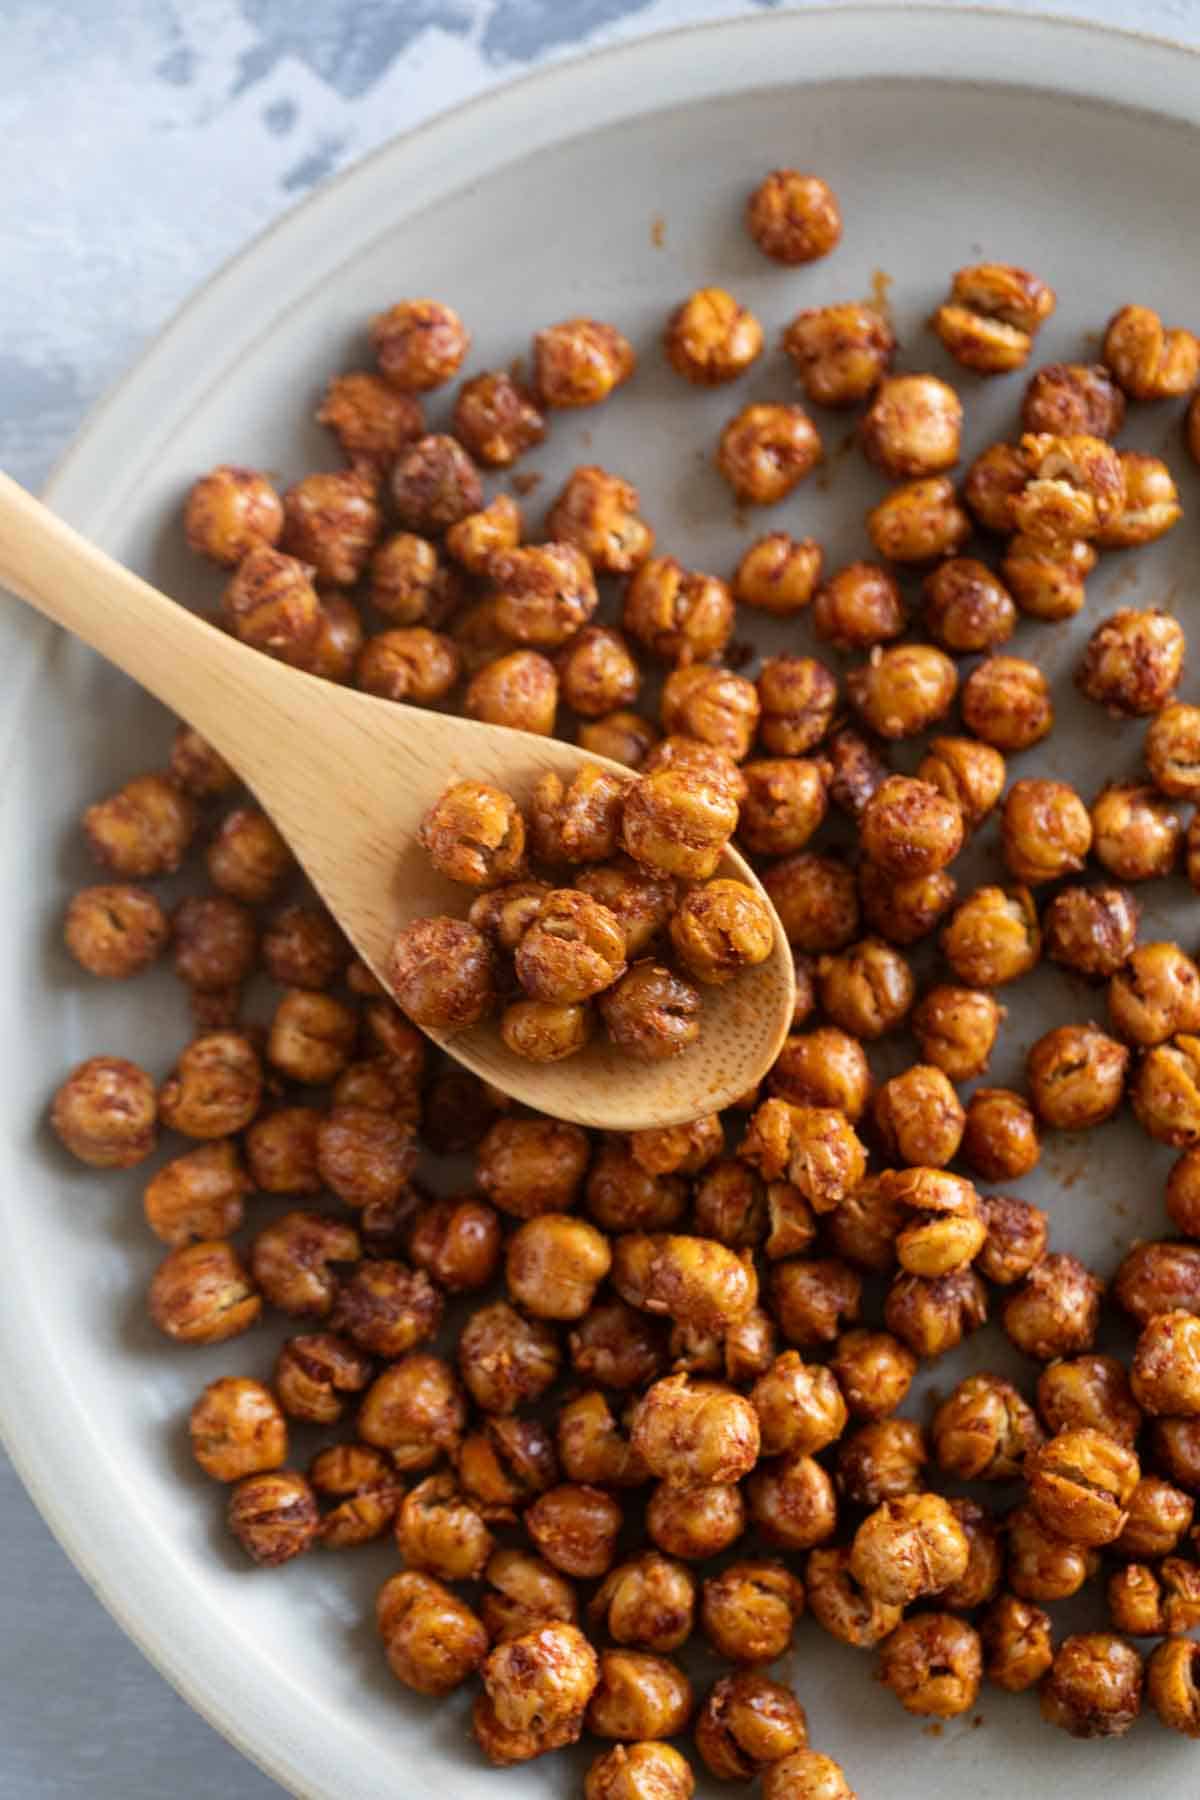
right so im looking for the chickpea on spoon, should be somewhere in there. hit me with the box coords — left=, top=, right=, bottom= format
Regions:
left=0, top=473, right=794, bottom=1129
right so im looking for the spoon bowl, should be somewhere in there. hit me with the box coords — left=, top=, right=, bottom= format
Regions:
left=0, top=473, right=794, bottom=1129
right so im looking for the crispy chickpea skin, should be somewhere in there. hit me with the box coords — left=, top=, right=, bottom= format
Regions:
left=1078, top=607, right=1186, bottom=718
left=849, top=1493, right=969, bottom=1608
left=51, top=1054, right=157, bottom=1168
left=1103, top=303, right=1200, bottom=399
left=1044, top=883, right=1139, bottom=980
left=847, top=645, right=957, bottom=741
left=746, top=1450, right=837, bottom=1551
left=961, top=655, right=1053, bottom=752
left=457, top=1300, right=561, bottom=1415
left=884, top=1266, right=988, bottom=1360
left=149, top=1240, right=261, bottom=1344
left=694, top=1670, right=807, bottom=1781
left=700, top=1559, right=805, bottom=1663
left=746, top=169, right=840, bottom=263
left=586, top=1743, right=695, bottom=1800
left=534, top=317, right=635, bottom=410
left=912, top=984, right=1002, bottom=1081
left=250, top=1210, right=360, bottom=1318
left=1003, top=532, right=1095, bottom=622
left=874, top=1067, right=966, bottom=1170
left=862, top=375, right=962, bottom=478
left=84, top=772, right=196, bottom=880
left=736, top=758, right=826, bottom=857
left=717, top=403, right=823, bottom=506
left=143, top=1139, right=250, bottom=1245
left=590, top=1552, right=696, bottom=1654
left=189, top=1377, right=287, bottom=1483
left=782, top=302, right=894, bottom=407
left=1041, top=1633, right=1144, bottom=1740
left=941, top=884, right=1040, bottom=987
left=1026, top=1024, right=1129, bottom=1130
left=933, top=1374, right=1041, bottom=1481
left=623, top=557, right=734, bottom=667
left=1011, top=431, right=1125, bottom=543
left=274, top=1333, right=372, bottom=1425
left=631, top=1115, right=723, bottom=1179
left=452, top=370, right=545, bottom=466
left=981, top=1593, right=1054, bottom=1694
left=1027, top=1427, right=1140, bottom=1546
left=64, top=883, right=169, bottom=979
left=664, top=286, right=763, bottom=385
left=613, top=1233, right=756, bottom=1333
left=934, top=263, right=1055, bottom=371
left=765, top=854, right=860, bottom=955
left=1093, top=781, right=1182, bottom=881
left=1003, top=1253, right=1103, bottom=1361
left=378, top=1569, right=486, bottom=1698
left=879, top=1614, right=982, bottom=1720
left=358, top=1353, right=465, bottom=1472
left=221, top=545, right=321, bottom=666
left=388, top=916, right=497, bottom=1031
left=1037, top=1354, right=1141, bottom=1449
left=812, top=562, right=905, bottom=652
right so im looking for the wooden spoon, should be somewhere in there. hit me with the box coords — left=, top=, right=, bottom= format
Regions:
left=0, top=474, right=795, bottom=1129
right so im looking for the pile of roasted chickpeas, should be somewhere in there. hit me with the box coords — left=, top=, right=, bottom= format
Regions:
left=46, top=161, right=1200, bottom=1796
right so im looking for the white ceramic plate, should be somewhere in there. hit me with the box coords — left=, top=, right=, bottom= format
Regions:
left=7, top=8, right=1200, bottom=1796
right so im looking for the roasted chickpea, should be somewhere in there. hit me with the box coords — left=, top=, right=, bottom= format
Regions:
left=263, top=991, right=355, bottom=1088
left=315, top=370, right=422, bottom=474
left=188, top=1376, right=286, bottom=1484
left=158, top=1031, right=262, bottom=1139
left=1111, top=941, right=1200, bottom=1048
left=1003, top=531, right=1095, bottom=622
left=206, top=806, right=291, bottom=903
left=1143, top=704, right=1200, bottom=808
left=1114, top=1476, right=1194, bottom=1561
left=185, top=464, right=284, bottom=567
left=749, top=1351, right=846, bottom=1459
left=735, top=758, right=826, bottom=858
left=480, top=1546, right=578, bottom=1644
left=313, top=1108, right=417, bottom=1213
left=503, top=1214, right=610, bottom=1321
left=1092, top=781, right=1181, bottom=882
left=388, top=432, right=482, bottom=534
left=885, top=1166, right=985, bottom=1277
left=964, top=441, right=1027, bottom=532
left=388, top=916, right=496, bottom=1032
left=51, top=1054, right=157, bottom=1169
left=1026, top=1427, right=1140, bottom=1547
left=804, top=1544, right=901, bottom=1651
left=859, top=778, right=962, bottom=884
left=847, top=645, right=957, bottom=741
left=941, top=884, right=1040, bottom=988
left=752, top=675, right=835, bottom=779
left=391, top=1470, right=492, bottom=1580
left=999, top=778, right=1090, bottom=885
left=745, top=168, right=839, bottom=262
left=64, top=882, right=169, bottom=981
left=665, top=880, right=771, bottom=987
left=417, top=782, right=526, bottom=893
left=511, top=889, right=625, bottom=1004
left=974, top=1195, right=1046, bottom=1289
left=932, top=1374, right=1041, bottom=1483
left=920, top=558, right=1014, bottom=655
left=1041, top=1632, right=1144, bottom=1739
left=613, top=1233, right=756, bottom=1334
left=978, top=1593, right=1054, bottom=1695
left=827, top=1328, right=916, bottom=1423
left=1132, top=1035, right=1200, bottom=1145
left=621, top=770, right=739, bottom=888
left=444, top=492, right=522, bottom=577
left=1011, top=430, right=1126, bottom=543
left=962, top=1088, right=1041, bottom=1183
left=661, top=285, right=762, bottom=385
left=169, top=906, right=255, bottom=1011
left=368, top=532, right=457, bottom=627
left=543, top=469, right=653, bottom=579
left=782, top=300, right=893, bottom=406
left=1004, top=1253, right=1103, bottom=1362
left=226, top=1469, right=318, bottom=1567
left=369, top=298, right=467, bottom=392
left=474, top=1624, right=597, bottom=1762
left=534, top=317, right=635, bottom=409
left=646, top=1480, right=745, bottom=1561
left=579, top=712, right=659, bottom=770
left=849, top=1493, right=969, bottom=1608
left=1004, top=1502, right=1098, bottom=1603
left=1096, top=451, right=1182, bottom=550
left=765, top=1751, right=856, bottom=1800
left=584, top=1141, right=686, bottom=1237
left=861, top=375, right=962, bottom=479
left=746, top=1450, right=837, bottom=1552
left=1043, top=883, right=1139, bottom=981
left=83, top=771, right=197, bottom=880
left=1147, top=1638, right=1200, bottom=1742
left=584, top=1649, right=692, bottom=1744
left=449, top=599, right=510, bottom=682
left=735, top=536, right=823, bottom=618
left=520, top=1483, right=620, bottom=1580
left=878, top=1613, right=981, bottom=1722
left=1037, top=1353, right=1141, bottom=1450
left=1131, top=1309, right=1200, bottom=1415
left=557, top=1390, right=647, bottom=1489
left=455, top=1299, right=560, bottom=1416
left=586, top=1743, right=695, bottom=1800
left=273, top=1333, right=372, bottom=1425
left=553, top=631, right=639, bottom=724
left=378, top=1568, right=486, bottom=1699
left=911, top=984, right=1000, bottom=1081
left=961, top=655, right=1053, bottom=752
left=716, top=399, right=823, bottom=505
left=811, top=562, right=905, bottom=652
left=148, top=1238, right=260, bottom=1345
left=763, top=854, right=859, bottom=955
left=451, top=368, right=543, bottom=466
left=1113, top=1239, right=1200, bottom=1328
left=358, top=1352, right=464, bottom=1471
left=143, top=1139, right=250, bottom=1247
left=861, top=863, right=959, bottom=949
left=1168, top=1146, right=1200, bottom=1237
left=249, top=1210, right=359, bottom=1318
left=456, top=1416, right=558, bottom=1519
left=826, top=1176, right=904, bottom=1274
left=1103, top=301, right=1199, bottom=399
left=1026, top=1022, right=1129, bottom=1133
left=279, top=468, right=381, bottom=588
left=589, top=1551, right=697, bottom=1655
left=945, top=1501, right=1003, bottom=1611
left=220, top=543, right=324, bottom=668
left=308, top=1442, right=400, bottom=1549
left=884, top=1266, right=988, bottom=1360
left=476, top=1116, right=589, bottom=1218
left=812, top=939, right=911, bottom=1042
left=934, top=263, right=1055, bottom=371
left=1078, top=610, right=1186, bottom=725
left=1019, top=362, right=1124, bottom=441
left=629, top=1374, right=760, bottom=1489
left=167, top=726, right=235, bottom=801
left=599, top=963, right=702, bottom=1061
left=357, top=624, right=462, bottom=705
left=694, top=1670, right=807, bottom=1782
left=623, top=558, right=734, bottom=667
left=659, top=672, right=757, bottom=767
left=741, top=1104, right=867, bottom=1215
left=631, top=1115, right=723, bottom=1179
left=873, top=1067, right=965, bottom=1170
left=241, top=1107, right=319, bottom=1197
left=818, top=729, right=891, bottom=830
left=487, top=541, right=596, bottom=649
left=405, top=1194, right=500, bottom=1296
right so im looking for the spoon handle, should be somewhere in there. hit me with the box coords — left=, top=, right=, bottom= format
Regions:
left=0, top=470, right=303, bottom=764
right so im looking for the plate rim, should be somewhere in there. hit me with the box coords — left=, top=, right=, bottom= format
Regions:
left=9, top=8, right=1200, bottom=1796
